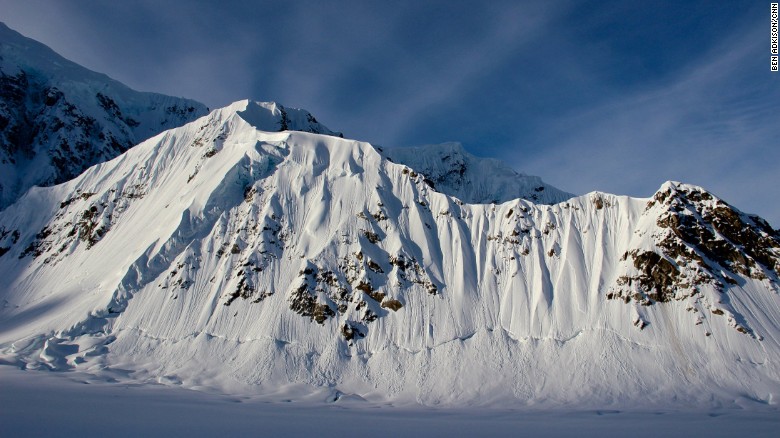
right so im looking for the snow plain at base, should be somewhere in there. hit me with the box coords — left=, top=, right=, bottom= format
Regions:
left=1, top=366, right=777, bottom=438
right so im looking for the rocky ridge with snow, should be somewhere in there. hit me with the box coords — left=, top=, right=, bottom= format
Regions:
left=0, top=22, right=209, bottom=209
left=0, top=99, right=778, bottom=407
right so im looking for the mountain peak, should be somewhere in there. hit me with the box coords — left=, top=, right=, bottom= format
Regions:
left=231, top=100, right=343, bottom=137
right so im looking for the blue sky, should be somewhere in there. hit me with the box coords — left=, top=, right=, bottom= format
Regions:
left=1, top=0, right=778, bottom=225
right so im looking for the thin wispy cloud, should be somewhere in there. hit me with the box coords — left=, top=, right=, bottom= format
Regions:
left=520, top=20, right=779, bottom=223
left=263, top=2, right=560, bottom=147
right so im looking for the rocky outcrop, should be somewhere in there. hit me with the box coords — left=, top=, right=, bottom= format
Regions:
left=609, top=183, right=779, bottom=336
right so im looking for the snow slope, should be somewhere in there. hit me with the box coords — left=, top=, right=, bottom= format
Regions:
left=0, top=101, right=778, bottom=407
left=0, top=22, right=208, bottom=209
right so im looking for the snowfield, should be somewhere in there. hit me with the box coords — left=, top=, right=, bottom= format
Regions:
left=1, top=367, right=778, bottom=437
left=1, top=100, right=778, bottom=411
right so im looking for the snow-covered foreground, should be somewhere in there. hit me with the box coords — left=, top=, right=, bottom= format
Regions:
left=1, top=367, right=777, bottom=438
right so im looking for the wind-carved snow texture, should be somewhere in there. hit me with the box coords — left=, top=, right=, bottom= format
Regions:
left=1, top=100, right=779, bottom=408
left=0, top=22, right=209, bottom=209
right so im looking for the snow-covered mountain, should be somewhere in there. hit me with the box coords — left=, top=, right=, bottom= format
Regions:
left=383, top=142, right=572, bottom=204
left=0, top=22, right=209, bottom=209
left=0, top=100, right=778, bottom=407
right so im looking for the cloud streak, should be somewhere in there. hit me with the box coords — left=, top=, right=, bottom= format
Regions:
left=519, top=21, right=780, bottom=224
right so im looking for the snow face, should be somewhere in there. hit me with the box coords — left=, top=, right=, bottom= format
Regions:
left=0, top=101, right=778, bottom=408
left=0, top=22, right=209, bottom=209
